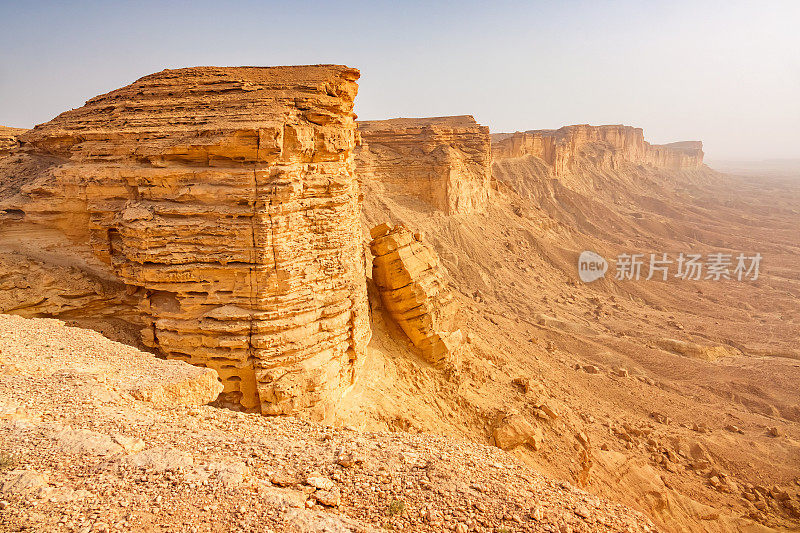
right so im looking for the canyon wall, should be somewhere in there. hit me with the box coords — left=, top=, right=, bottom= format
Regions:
left=355, top=116, right=491, bottom=215
left=0, top=65, right=370, bottom=420
left=491, top=124, right=703, bottom=175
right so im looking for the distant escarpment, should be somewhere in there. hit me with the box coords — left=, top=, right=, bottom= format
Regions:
left=0, top=65, right=369, bottom=420
left=0, top=126, right=27, bottom=156
left=491, top=124, right=703, bottom=175
left=356, top=116, right=491, bottom=215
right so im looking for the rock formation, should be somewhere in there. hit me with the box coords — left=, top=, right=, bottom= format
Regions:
left=491, top=124, right=703, bottom=175
left=0, top=65, right=370, bottom=420
left=493, top=414, right=544, bottom=451
left=369, top=223, right=462, bottom=367
left=356, top=116, right=491, bottom=214
left=0, top=126, right=27, bottom=157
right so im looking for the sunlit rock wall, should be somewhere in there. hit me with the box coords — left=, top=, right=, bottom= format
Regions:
left=0, top=65, right=370, bottom=421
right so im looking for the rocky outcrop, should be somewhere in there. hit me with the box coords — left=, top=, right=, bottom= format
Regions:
left=0, top=65, right=370, bottom=420
left=491, top=124, right=703, bottom=175
left=656, top=338, right=738, bottom=361
left=0, top=126, right=27, bottom=157
left=356, top=116, right=491, bottom=214
left=369, top=223, right=462, bottom=367
left=492, top=414, right=544, bottom=451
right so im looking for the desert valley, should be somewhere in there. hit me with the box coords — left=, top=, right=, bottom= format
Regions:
left=0, top=63, right=798, bottom=533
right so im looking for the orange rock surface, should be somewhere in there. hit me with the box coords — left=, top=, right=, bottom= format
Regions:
left=0, top=126, right=27, bottom=156
left=1, top=63, right=798, bottom=533
left=492, top=124, right=703, bottom=175
left=356, top=116, right=491, bottom=214
left=0, top=66, right=370, bottom=420
left=369, top=223, right=462, bottom=367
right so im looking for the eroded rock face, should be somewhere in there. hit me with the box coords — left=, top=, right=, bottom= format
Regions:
left=0, top=66, right=370, bottom=420
left=369, top=223, right=462, bottom=367
left=0, top=126, right=27, bottom=157
left=355, top=116, right=491, bottom=215
left=491, top=124, right=703, bottom=174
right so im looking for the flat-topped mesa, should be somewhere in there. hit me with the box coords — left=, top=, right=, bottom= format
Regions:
left=0, top=65, right=370, bottom=420
left=649, top=140, right=705, bottom=168
left=355, top=115, right=491, bottom=215
left=491, top=124, right=704, bottom=175
left=0, top=126, right=27, bottom=157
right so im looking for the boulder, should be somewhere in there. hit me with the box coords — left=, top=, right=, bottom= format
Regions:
left=493, top=415, right=544, bottom=450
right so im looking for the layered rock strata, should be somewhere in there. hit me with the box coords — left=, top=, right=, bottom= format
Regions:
left=369, top=223, right=462, bottom=367
left=491, top=124, right=703, bottom=174
left=0, top=66, right=370, bottom=420
left=0, top=126, right=27, bottom=157
left=356, top=116, right=491, bottom=214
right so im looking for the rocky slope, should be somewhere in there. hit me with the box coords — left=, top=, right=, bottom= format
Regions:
left=0, top=66, right=369, bottom=420
left=357, top=122, right=799, bottom=532
left=0, top=314, right=655, bottom=532
left=356, top=116, right=491, bottom=215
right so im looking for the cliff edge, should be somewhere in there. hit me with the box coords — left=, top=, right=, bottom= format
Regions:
left=0, top=66, right=369, bottom=421
left=492, top=124, right=704, bottom=175
left=356, top=116, right=491, bottom=215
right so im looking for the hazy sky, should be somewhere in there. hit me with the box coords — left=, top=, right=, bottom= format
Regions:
left=1, top=0, right=798, bottom=160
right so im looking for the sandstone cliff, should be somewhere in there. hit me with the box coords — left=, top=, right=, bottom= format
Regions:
left=369, top=223, right=462, bottom=368
left=0, top=126, right=27, bottom=157
left=0, top=65, right=370, bottom=420
left=491, top=124, right=703, bottom=175
left=355, top=116, right=491, bottom=215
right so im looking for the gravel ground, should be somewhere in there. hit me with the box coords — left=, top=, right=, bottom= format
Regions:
left=0, top=314, right=655, bottom=532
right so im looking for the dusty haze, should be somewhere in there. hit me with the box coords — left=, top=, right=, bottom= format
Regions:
left=1, top=0, right=798, bottom=160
